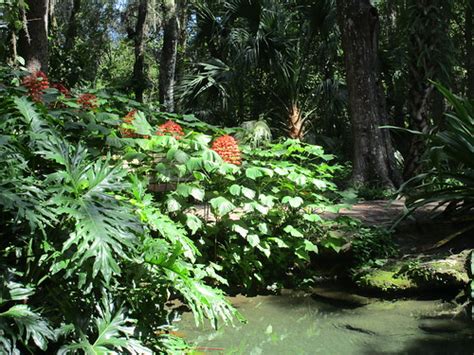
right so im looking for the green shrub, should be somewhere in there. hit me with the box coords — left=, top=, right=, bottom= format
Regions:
left=0, top=68, right=239, bottom=353
left=0, top=66, right=347, bottom=351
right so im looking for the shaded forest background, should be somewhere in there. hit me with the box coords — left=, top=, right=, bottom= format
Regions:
left=1, top=0, right=472, bottom=188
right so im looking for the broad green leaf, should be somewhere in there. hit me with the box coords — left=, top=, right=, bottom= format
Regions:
left=283, top=225, right=304, bottom=238
left=186, top=214, right=203, bottom=235
left=245, top=167, right=264, bottom=180
left=174, top=149, right=190, bottom=164
left=269, top=237, right=289, bottom=248
left=258, top=223, right=269, bottom=234
left=282, top=196, right=304, bottom=208
left=242, top=187, right=256, bottom=199
left=131, top=111, right=153, bottom=135
left=304, top=240, right=318, bottom=253
left=229, top=184, right=242, bottom=196
left=167, top=198, right=181, bottom=212
left=209, top=197, right=235, bottom=216
left=190, top=187, right=205, bottom=201
left=303, top=214, right=322, bottom=222
left=247, top=234, right=260, bottom=247
left=233, top=224, right=248, bottom=237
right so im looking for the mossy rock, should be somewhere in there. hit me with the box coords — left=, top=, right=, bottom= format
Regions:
left=356, top=269, right=416, bottom=293
left=406, top=251, right=470, bottom=288
left=354, top=250, right=471, bottom=296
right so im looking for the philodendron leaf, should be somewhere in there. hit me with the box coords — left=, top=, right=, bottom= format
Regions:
left=229, top=184, right=242, bottom=196
left=242, top=187, right=256, bottom=199
left=190, top=187, right=205, bottom=201
left=167, top=197, right=181, bottom=212
left=303, top=213, right=322, bottom=222
left=209, top=197, right=235, bottom=216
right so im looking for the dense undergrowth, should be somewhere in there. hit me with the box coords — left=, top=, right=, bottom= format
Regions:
left=0, top=67, right=353, bottom=353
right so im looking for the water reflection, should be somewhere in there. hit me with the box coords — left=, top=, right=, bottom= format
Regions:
left=176, top=291, right=474, bottom=354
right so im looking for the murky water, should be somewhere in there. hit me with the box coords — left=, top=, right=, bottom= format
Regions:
left=176, top=291, right=474, bottom=354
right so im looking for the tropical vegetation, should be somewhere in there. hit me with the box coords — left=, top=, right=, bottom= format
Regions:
left=0, top=0, right=473, bottom=352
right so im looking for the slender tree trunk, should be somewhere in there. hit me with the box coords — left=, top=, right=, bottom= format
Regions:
left=62, top=0, right=81, bottom=86
left=18, top=0, right=49, bottom=73
left=466, top=0, right=474, bottom=99
left=133, top=0, right=148, bottom=102
left=64, top=0, right=81, bottom=51
left=175, top=0, right=189, bottom=79
left=337, top=0, right=400, bottom=188
left=159, top=0, right=178, bottom=112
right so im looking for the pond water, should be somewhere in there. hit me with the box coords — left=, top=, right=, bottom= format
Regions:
left=176, top=291, right=474, bottom=354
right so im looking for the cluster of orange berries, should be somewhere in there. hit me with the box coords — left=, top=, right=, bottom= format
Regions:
left=77, top=93, right=98, bottom=110
left=211, top=135, right=241, bottom=165
left=22, top=71, right=49, bottom=102
left=51, top=82, right=71, bottom=97
left=156, top=120, right=185, bottom=139
left=21, top=71, right=97, bottom=111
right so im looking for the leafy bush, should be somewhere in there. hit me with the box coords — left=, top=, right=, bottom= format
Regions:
left=118, top=115, right=346, bottom=289
left=0, top=68, right=239, bottom=352
left=0, top=66, right=346, bottom=351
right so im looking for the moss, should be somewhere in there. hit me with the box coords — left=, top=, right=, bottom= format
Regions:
left=407, top=259, right=469, bottom=286
left=354, top=251, right=470, bottom=295
left=357, top=270, right=415, bottom=292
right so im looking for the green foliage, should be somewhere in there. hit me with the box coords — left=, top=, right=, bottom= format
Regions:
left=0, top=279, right=57, bottom=353
left=0, top=67, right=242, bottom=352
left=356, top=186, right=395, bottom=201
left=400, top=84, right=474, bottom=219
left=58, top=297, right=152, bottom=354
left=350, top=223, right=398, bottom=269
left=123, top=122, right=345, bottom=289
left=0, top=66, right=351, bottom=351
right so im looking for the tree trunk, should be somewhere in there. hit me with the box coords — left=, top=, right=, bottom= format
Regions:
left=337, top=0, right=400, bottom=188
left=466, top=0, right=474, bottom=100
left=175, top=0, right=189, bottom=80
left=64, top=0, right=81, bottom=51
left=133, top=0, right=148, bottom=103
left=288, top=102, right=304, bottom=140
left=159, top=0, right=178, bottom=112
left=18, top=0, right=49, bottom=73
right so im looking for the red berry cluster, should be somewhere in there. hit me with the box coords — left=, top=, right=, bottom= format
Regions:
left=211, top=135, right=241, bottom=165
left=120, top=110, right=139, bottom=138
left=51, top=82, right=71, bottom=97
left=22, top=71, right=49, bottom=102
left=156, top=120, right=184, bottom=139
left=77, top=93, right=98, bottom=110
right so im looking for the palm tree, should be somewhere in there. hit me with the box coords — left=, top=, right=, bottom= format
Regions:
left=178, top=0, right=338, bottom=139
